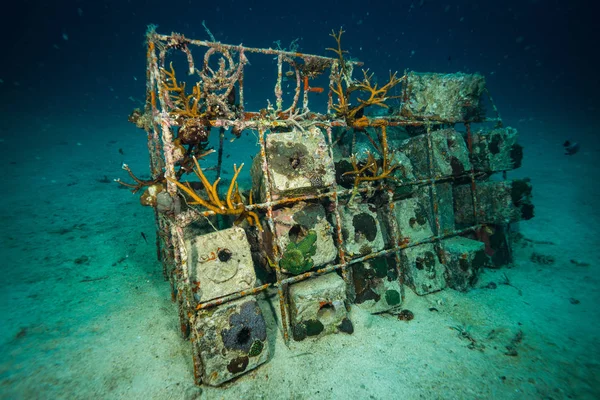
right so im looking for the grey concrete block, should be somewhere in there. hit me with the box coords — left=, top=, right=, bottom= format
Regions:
left=289, top=273, right=349, bottom=340
left=389, top=197, right=435, bottom=243
left=470, top=127, right=523, bottom=172
left=251, top=126, right=336, bottom=201
left=402, top=243, right=446, bottom=295
left=399, top=128, right=472, bottom=180
left=401, top=72, right=486, bottom=122
left=353, top=258, right=403, bottom=313
left=453, top=179, right=534, bottom=225
left=441, top=237, right=490, bottom=292
left=271, top=202, right=337, bottom=270
left=185, top=226, right=256, bottom=303
left=192, top=297, right=269, bottom=386
left=339, top=202, right=386, bottom=258
left=416, top=183, right=455, bottom=236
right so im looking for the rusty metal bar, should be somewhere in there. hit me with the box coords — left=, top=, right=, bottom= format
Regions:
left=324, top=125, right=352, bottom=301
left=385, top=189, right=406, bottom=302
left=194, top=224, right=485, bottom=310
left=153, top=33, right=356, bottom=66
left=484, top=87, right=503, bottom=127
left=465, top=122, right=480, bottom=225
left=196, top=283, right=272, bottom=310
left=238, top=53, right=245, bottom=113
left=275, top=54, right=283, bottom=111
left=424, top=121, right=443, bottom=248
left=257, top=126, right=291, bottom=345
left=173, top=169, right=488, bottom=228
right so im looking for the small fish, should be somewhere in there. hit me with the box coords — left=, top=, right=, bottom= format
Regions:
left=141, top=232, right=148, bottom=243
left=563, top=140, right=579, bottom=155
left=119, top=148, right=124, bottom=155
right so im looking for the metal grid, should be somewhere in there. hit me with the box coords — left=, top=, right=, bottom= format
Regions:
left=140, top=31, right=502, bottom=358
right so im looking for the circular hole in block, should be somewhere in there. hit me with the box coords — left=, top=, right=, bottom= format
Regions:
left=317, top=302, right=335, bottom=320
left=236, top=327, right=252, bottom=347
left=218, top=248, right=233, bottom=262
left=288, top=224, right=307, bottom=243
left=415, top=257, right=425, bottom=270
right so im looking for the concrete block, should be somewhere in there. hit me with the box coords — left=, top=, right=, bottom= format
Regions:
left=270, top=202, right=337, bottom=272
left=339, top=202, right=386, bottom=258
left=416, top=183, right=455, bottom=236
left=401, top=72, right=486, bottom=122
left=185, top=226, right=256, bottom=303
left=389, top=197, right=434, bottom=243
left=251, top=126, right=336, bottom=201
left=353, top=257, right=403, bottom=313
left=453, top=179, right=534, bottom=225
left=470, top=127, right=523, bottom=172
left=192, top=297, right=269, bottom=386
left=402, top=243, right=446, bottom=295
left=399, top=128, right=472, bottom=179
left=441, top=237, right=490, bottom=292
left=289, top=273, right=350, bottom=341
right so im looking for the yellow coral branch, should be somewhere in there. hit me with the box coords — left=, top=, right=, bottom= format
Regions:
left=167, top=157, right=262, bottom=231
left=190, top=155, right=223, bottom=208
left=226, top=164, right=244, bottom=210
left=326, top=29, right=402, bottom=126
left=162, top=62, right=203, bottom=117
left=343, top=125, right=398, bottom=188
left=166, top=176, right=222, bottom=213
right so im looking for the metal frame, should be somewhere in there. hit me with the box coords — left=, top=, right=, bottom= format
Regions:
left=140, top=31, right=502, bottom=369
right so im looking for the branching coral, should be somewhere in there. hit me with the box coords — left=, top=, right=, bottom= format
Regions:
left=161, top=45, right=246, bottom=121
left=327, top=29, right=403, bottom=126
left=166, top=155, right=262, bottom=230
left=116, top=163, right=163, bottom=193
left=162, top=62, right=203, bottom=118
left=343, top=124, right=400, bottom=198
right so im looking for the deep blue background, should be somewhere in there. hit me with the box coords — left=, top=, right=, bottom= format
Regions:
left=0, top=0, right=596, bottom=135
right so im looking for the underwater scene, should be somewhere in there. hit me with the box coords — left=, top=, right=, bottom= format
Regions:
left=1, top=1, right=598, bottom=399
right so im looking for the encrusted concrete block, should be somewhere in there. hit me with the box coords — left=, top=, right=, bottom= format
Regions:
left=353, top=258, right=403, bottom=313
left=390, top=151, right=417, bottom=196
left=270, top=202, right=337, bottom=272
left=340, top=202, right=386, bottom=258
left=441, top=237, right=490, bottom=292
left=416, top=183, right=455, bottom=236
left=185, top=226, right=256, bottom=303
left=289, top=273, right=350, bottom=341
left=454, top=179, right=534, bottom=225
left=401, top=72, right=486, bottom=122
left=389, top=197, right=434, bottom=243
left=402, top=243, right=446, bottom=295
left=470, top=127, right=523, bottom=172
left=192, top=297, right=269, bottom=386
left=251, top=126, right=335, bottom=201
left=399, top=128, right=472, bottom=179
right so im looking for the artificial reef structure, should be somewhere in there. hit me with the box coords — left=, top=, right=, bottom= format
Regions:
left=122, top=28, right=533, bottom=386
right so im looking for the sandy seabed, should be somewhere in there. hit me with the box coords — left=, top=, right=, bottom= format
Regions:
left=0, top=115, right=598, bottom=399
